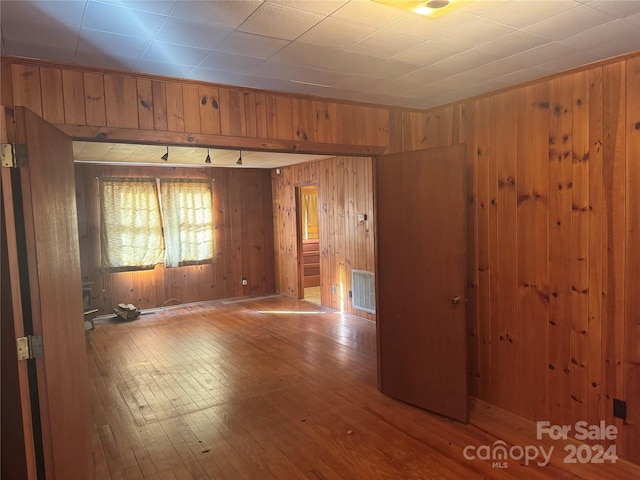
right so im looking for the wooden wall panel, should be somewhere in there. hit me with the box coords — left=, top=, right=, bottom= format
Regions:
left=40, top=67, right=65, bottom=124
left=624, top=55, right=640, bottom=465
left=62, top=70, right=86, bottom=125
left=104, top=74, right=138, bottom=129
left=272, top=156, right=375, bottom=320
left=400, top=54, right=639, bottom=463
left=547, top=75, right=573, bottom=426
left=75, top=164, right=275, bottom=313
left=2, top=52, right=640, bottom=463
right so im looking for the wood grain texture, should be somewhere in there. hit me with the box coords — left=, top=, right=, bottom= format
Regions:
left=2, top=51, right=640, bottom=464
left=271, top=156, right=375, bottom=320
left=86, top=296, right=640, bottom=480
left=75, top=164, right=275, bottom=314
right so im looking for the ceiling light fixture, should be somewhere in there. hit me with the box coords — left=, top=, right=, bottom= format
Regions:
left=205, top=148, right=211, bottom=164
left=161, top=146, right=169, bottom=162
left=371, top=0, right=469, bottom=18
left=236, top=150, right=243, bottom=166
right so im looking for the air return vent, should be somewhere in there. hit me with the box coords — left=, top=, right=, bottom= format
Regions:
left=352, top=269, right=376, bottom=314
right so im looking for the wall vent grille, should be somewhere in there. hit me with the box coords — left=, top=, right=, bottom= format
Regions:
left=352, top=269, right=376, bottom=314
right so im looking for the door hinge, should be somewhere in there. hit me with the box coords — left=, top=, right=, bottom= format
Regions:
left=16, top=335, right=44, bottom=361
left=1, top=143, right=27, bottom=167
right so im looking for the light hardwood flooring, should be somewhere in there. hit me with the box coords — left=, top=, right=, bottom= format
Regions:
left=303, top=287, right=321, bottom=306
left=87, top=295, right=640, bottom=479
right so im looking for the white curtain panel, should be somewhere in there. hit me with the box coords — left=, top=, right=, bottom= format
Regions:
left=160, top=180, right=214, bottom=268
left=100, top=178, right=165, bottom=268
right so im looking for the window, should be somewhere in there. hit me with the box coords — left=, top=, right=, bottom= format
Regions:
left=99, top=178, right=165, bottom=269
left=160, top=179, right=215, bottom=267
left=99, top=178, right=215, bottom=270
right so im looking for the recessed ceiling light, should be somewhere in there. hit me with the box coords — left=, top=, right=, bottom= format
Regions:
left=372, top=0, right=470, bottom=18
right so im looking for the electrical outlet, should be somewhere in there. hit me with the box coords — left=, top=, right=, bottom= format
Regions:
left=331, top=285, right=336, bottom=294
left=613, top=398, right=626, bottom=420
left=242, top=277, right=248, bottom=286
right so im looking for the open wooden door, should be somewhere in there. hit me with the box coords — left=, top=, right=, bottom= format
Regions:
left=1, top=107, right=92, bottom=479
left=375, top=144, right=467, bottom=422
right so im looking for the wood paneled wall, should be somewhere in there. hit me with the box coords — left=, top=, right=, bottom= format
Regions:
left=75, top=164, right=275, bottom=313
left=271, top=156, right=376, bottom=320
left=399, top=54, right=640, bottom=464
left=0, top=58, right=389, bottom=155
left=2, top=51, right=639, bottom=464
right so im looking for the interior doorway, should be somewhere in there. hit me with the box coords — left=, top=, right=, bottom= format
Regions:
left=297, top=185, right=321, bottom=305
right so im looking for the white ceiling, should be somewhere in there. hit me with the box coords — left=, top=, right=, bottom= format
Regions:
left=4, top=0, right=640, bottom=169
left=1, top=0, right=639, bottom=110
left=73, top=141, right=333, bottom=167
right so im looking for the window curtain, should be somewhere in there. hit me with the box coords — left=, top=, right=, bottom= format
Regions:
left=160, top=179, right=215, bottom=268
left=99, top=178, right=165, bottom=269
left=302, top=192, right=319, bottom=240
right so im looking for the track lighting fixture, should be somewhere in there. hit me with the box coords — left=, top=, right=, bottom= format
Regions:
left=205, top=148, right=211, bottom=164
left=161, top=146, right=169, bottom=162
left=236, top=150, right=243, bottom=166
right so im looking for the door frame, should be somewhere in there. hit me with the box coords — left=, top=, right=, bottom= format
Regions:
left=295, top=183, right=320, bottom=301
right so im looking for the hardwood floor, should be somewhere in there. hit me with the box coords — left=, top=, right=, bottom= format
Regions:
left=87, top=295, right=640, bottom=479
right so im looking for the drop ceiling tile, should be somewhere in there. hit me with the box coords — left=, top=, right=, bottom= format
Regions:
left=472, top=30, right=549, bottom=57
left=465, top=57, right=532, bottom=79
left=297, top=17, right=377, bottom=48
left=155, top=17, right=233, bottom=49
left=588, top=37, right=640, bottom=59
left=1, top=0, right=84, bottom=48
left=350, top=91, right=411, bottom=107
left=399, top=83, right=456, bottom=101
left=135, top=60, right=194, bottom=78
left=83, top=1, right=166, bottom=38
left=76, top=29, right=150, bottom=58
left=141, top=40, right=212, bottom=67
left=506, top=42, right=580, bottom=66
left=586, top=0, right=640, bottom=18
left=482, top=0, right=581, bottom=28
left=386, top=67, right=453, bottom=89
left=73, top=50, right=139, bottom=70
left=4, top=38, right=76, bottom=63
left=314, top=51, right=418, bottom=79
left=537, top=51, right=605, bottom=72
left=331, top=0, right=407, bottom=28
left=198, top=51, right=266, bottom=74
left=384, top=10, right=476, bottom=39
left=498, top=66, right=555, bottom=85
left=626, top=12, right=640, bottom=27
left=437, top=17, right=516, bottom=48
left=270, top=41, right=335, bottom=66
left=233, top=74, right=295, bottom=92
left=457, top=0, right=503, bottom=15
left=524, top=4, right=615, bottom=41
left=421, top=72, right=487, bottom=92
left=392, top=40, right=465, bottom=66
left=272, top=0, right=348, bottom=16
left=428, top=50, right=502, bottom=74
left=331, top=73, right=388, bottom=92
left=348, top=31, right=425, bottom=59
left=215, top=31, right=290, bottom=58
left=559, top=19, right=640, bottom=51
left=253, top=60, right=346, bottom=86
left=169, top=1, right=263, bottom=28
left=97, top=0, right=177, bottom=15
left=188, top=67, right=244, bottom=85
left=238, top=3, right=325, bottom=40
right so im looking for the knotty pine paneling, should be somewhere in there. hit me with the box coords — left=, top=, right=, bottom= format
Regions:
left=272, top=156, right=375, bottom=321
left=2, top=51, right=640, bottom=464
left=400, top=54, right=640, bottom=464
left=75, top=164, right=275, bottom=313
left=1, top=58, right=389, bottom=152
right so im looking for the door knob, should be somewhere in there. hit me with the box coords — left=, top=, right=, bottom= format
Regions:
left=450, top=295, right=462, bottom=305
